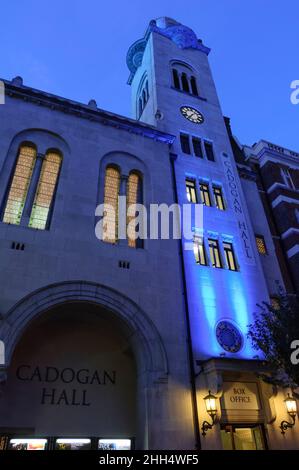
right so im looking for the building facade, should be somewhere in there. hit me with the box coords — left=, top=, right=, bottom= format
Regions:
left=0, top=17, right=298, bottom=451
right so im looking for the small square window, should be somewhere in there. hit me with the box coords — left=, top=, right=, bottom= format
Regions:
left=204, top=142, right=215, bottom=162
left=180, top=134, right=191, bottom=154
left=186, top=179, right=197, bottom=203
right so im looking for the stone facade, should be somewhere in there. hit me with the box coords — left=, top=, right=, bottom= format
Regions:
left=0, top=17, right=298, bottom=450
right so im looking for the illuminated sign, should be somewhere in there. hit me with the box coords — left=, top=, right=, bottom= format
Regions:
left=221, top=381, right=260, bottom=410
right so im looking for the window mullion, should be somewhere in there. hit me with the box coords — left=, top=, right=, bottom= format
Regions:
left=21, top=152, right=45, bottom=227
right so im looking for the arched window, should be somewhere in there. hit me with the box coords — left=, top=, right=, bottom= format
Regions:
left=190, top=76, right=198, bottom=96
left=3, top=144, right=36, bottom=225
left=127, top=171, right=142, bottom=248
left=103, top=166, right=120, bottom=243
left=172, top=68, right=180, bottom=89
left=137, top=75, right=150, bottom=119
left=181, top=73, right=190, bottom=93
left=171, top=62, right=200, bottom=97
left=29, top=151, right=62, bottom=230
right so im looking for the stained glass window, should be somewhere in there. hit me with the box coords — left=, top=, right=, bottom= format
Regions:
left=29, top=152, right=61, bottom=230
left=127, top=172, right=141, bottom=248
left=103, top=166, right=120, bottom=243
left=3, top=145, right=36, bottom=225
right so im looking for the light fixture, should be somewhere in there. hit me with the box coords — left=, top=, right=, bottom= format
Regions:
left=280, top=393, right=297, bottom=435
left=201, top=390, right=217, bottom=436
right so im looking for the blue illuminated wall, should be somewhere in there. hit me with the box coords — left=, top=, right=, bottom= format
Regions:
left=128, top=18, right=270, bottom=360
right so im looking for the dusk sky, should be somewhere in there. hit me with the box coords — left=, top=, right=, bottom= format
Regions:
left=1, top=0, right=298, bottom=150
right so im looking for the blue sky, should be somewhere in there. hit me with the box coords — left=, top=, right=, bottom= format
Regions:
left=1, top=0, right=298, bottom=149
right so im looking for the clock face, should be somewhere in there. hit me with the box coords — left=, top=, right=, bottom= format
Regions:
left=180, top=106, right=204, bottom=124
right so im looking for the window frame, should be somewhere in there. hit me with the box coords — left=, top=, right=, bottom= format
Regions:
left=208, top=238, right=222, bottom=268
left=255, top=234, right=267, bottom=255
left=223, top=241, right=238, bottom=271
left=213, top=185, right=226, bottom=210
left=180, top=133, right=191, bottom=154
left=199, top=182, right=212, bottom=206
left=186, top=179, right=198, bottom=203
left=193, top=236, right=208, bottom=266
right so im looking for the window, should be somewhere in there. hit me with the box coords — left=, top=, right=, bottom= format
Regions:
left=213, top=186, right=225, bottom=210
left=2, top=144, right=62, bottom=230
left=103, top=166, right=120, bottom=243
left=172, top=68, right=180, bottom=89
left=204, top=142, right=215, bottom=161
left=223, top=242, right=238, bottom=271
left=220, top=424, right=266, bottom=451
left=190, top=76, right=198, bottom=96
left=281, top=167, right=295, bottom=189
left=3, top=144, right=36, bottom=225
left=255, top=235, right=267, bottom=255
left=127, top=171, right=142, bottom=248
left=208, top=238, right=222, bottom=268
left=186, top=179, right=197, bottom=203
left=270, top=296, right=280, bottom=310
left=199, top=182, right=211, bottom=206
left=193, top=237, right=207, bottom=265
left=171, top=64, right=199, bottom=97
left=181, top=72, right=190, bottom=93
left=29, top=151, right=61, bottom=230
left=192, top=137, right=203, bottom=158
left=137, top=79, right=149, bottom=118
left=180, top=134, right=191, bottom=154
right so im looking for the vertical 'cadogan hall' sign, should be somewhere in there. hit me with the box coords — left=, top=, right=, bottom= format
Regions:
left=222, top=153, right=255, bottom=264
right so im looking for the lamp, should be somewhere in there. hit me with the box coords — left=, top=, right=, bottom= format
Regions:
left=201, top=390, right=217, bottom=436
left=280, top=393, right=297, bottom=435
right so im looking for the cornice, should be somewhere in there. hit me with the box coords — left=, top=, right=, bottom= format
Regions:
left=2, top=79, right=175, bottom=145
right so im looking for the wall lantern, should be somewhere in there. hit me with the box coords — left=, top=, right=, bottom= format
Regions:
left=201, top=390, right=217, bottom=436
left=280, top=393, right=297, bottom=435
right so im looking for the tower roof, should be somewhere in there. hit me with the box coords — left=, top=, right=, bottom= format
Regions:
left=126, top=17, right=210, bottom=84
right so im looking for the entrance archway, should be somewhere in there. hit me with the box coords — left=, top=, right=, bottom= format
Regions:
left=0, top=281, right=168, bottom=449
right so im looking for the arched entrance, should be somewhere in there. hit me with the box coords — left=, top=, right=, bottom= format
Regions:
left=0, top=282, right=168, bottom=449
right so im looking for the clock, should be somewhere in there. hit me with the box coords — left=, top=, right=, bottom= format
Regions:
left=180, top=106, right=204, bottom=124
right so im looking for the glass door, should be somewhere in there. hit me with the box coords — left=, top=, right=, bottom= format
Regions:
left=220, top=424, right=266, bottom=450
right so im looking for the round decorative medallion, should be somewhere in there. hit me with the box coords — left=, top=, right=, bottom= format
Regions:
left=216, top=321, right=243, bottom=353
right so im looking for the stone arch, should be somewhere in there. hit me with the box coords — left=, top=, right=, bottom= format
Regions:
left=0, top=280, right=168, bottom=383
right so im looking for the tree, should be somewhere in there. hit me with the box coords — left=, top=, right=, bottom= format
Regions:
left=248, top=294, right=299, bottom=388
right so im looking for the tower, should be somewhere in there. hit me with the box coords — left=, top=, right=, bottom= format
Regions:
left=127, top=17, right=270, bottom=361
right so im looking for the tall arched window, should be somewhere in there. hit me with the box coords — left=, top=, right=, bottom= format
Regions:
left=29, top=151, right=62, bottom=230
left=171, top=62, right=200, bottom=97
left=127, top=171, right=142, bottom=248
left=3, top=144, right=37, bottom=225
left=103, top=166, right=120, bottom=243
left=190, top=76, right=198, bottom=96
left=181, top=73, right=190, bottom=93
left=172, top=68, right=180, bottom=89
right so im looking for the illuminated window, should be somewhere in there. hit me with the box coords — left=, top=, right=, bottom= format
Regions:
left=204, top=142, right=215, bottom=161
left=180, top=133, right=191, bottom=154
left=199, top=182, right=211, bottom=206
left=223, top=242, right=238, bottom=271
left=98, top=439, right=131, bottom=450
left=55, top=438, right=91, bottom=450
left=192, top=137, right=203, bottom=158
left=193, top=237, right=207, bottom=265
left=270, top=297, right=280, bottom=310
left=3, top=145, right=36, bottom=225
left=29, top=151, right=61, bottom=230
left=186, top=179, right=197, bottom=203
left=8, top=438, right=47, bottom=451
left=103, top=166, right=120, bottom=243
left=213, top=186, right=225, bottom=210
left=208, top=238, right=222, bottom=268
left=255, top=235, right=267, bottom=255
left=127, top=171, right=142, bottom=248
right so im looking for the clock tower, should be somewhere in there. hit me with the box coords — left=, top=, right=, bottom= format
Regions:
left=127, top=18, right=269, bottom=362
